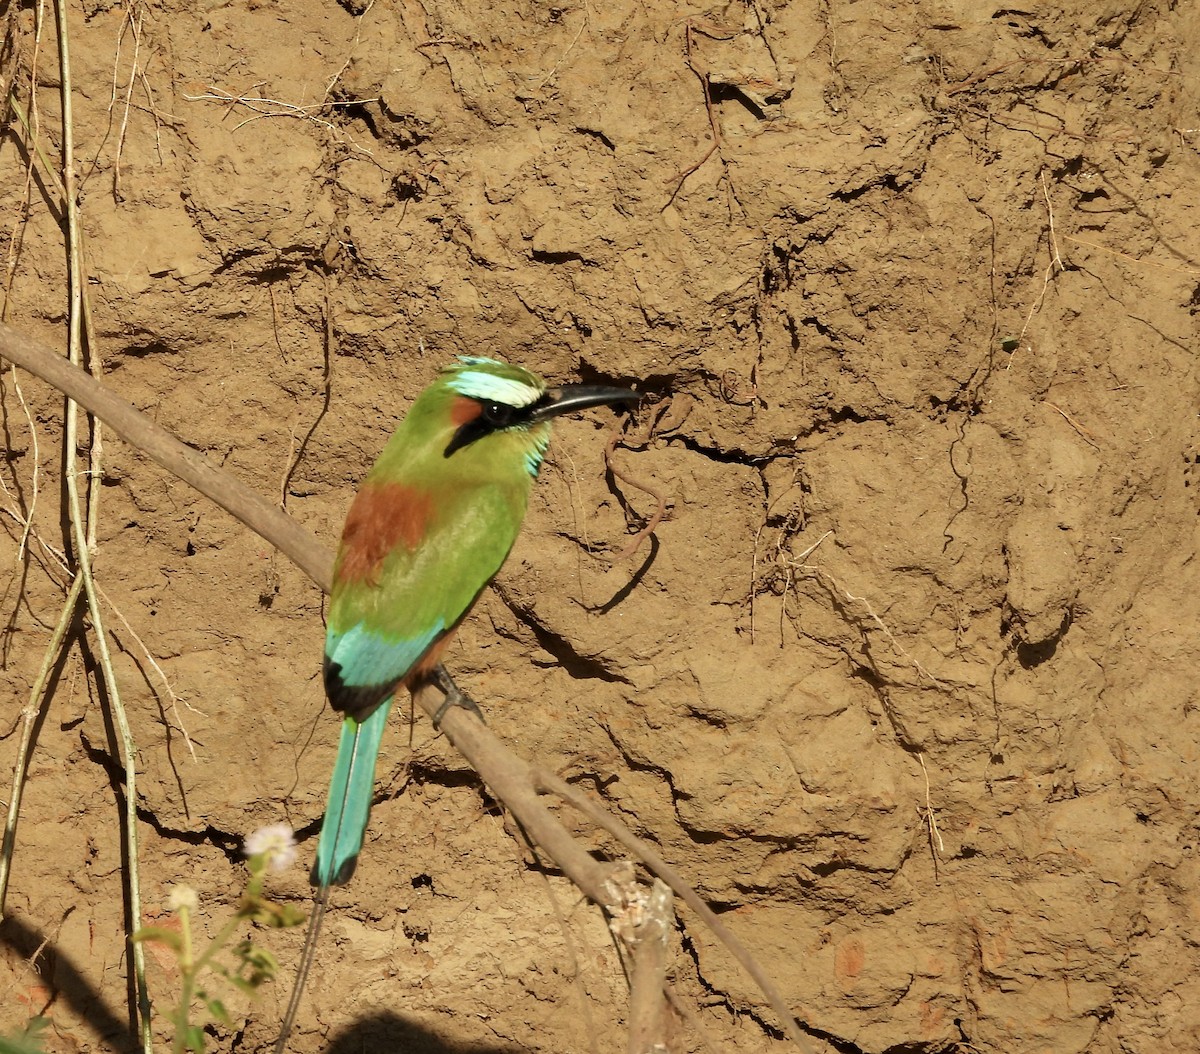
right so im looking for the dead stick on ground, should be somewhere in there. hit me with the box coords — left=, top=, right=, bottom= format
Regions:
left=1044, top=400, right=1099, bottom=449
left=0, top=321, right=812, bottom=1051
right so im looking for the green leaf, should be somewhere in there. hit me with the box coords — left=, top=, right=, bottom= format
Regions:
left=183, top=1023, right=206, bottom=1053
left=232, top=941, right=280, bottom=988
left=204, top=997, right=231, bottom=1026
left=132, top=926, right=183, bottom=952
left=273, top=904, right=308, bottom=928
left=227, top=976, right=257, bottom=996
left=245, top=899, right=307, bottom=929
left=0, top=1017, right=51, bottom=1054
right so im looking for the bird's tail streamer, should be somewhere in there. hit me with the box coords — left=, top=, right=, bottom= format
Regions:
left=312, top=701, right=393, bottom=885
left=275, top=699, right=392, bottom=1049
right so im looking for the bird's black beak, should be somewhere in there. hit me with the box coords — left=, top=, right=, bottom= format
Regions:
left=528, top=383, right=641, bottom=424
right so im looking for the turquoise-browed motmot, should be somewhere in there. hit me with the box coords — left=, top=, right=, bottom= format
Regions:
left=276, top=357, right=638, bottom=1050
left=313, top=356, right=639, bottom=887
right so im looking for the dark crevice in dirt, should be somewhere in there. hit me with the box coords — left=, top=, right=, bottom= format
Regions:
left=247, top=263, right=299, bottom=285
left=992, top=9, right=1055, bottom=48
left=492, top=585, right=630, bottom=684
left=808, top=856, right=857, bottom=878
left=529, top=248, right=588, bottom=265
left=290, top=811, right=324, bottom=848
left=673, top=916, right=825, bottom=1050
left=782, top=310, right=804, bottom=353
left=573, top=357, right=653, bottom=394
left=209, top=247, right=320, bottom=279
left=926, top=387, right=985, bottom=418
left=848, top=663, right=923, bottom=752
left=878, top=1041, right=951, bottom=1054
left=761, top=243, right=793, bottom=295
left=373, top=113, right=438, bottom=150
left=942, top=444, right=971, bottom=550
left=390, top=171, right=428, bottom=205
left=809, top=1035, right=870, bottom=1054
left=564, top=768, right=619, bottom=796
left=831, top=169, right=914, bottom=204
left=110, top=340, right=176, bottom=360
left=586, top=539, right=657, bottom=615
left=708, top=81, right=771, bottom=122
left=760, top=227, right=833, bottom=296
left=81, top=729, right=245, bottom=860
left=574, top=125, right=615, bottom=151
left=143, top=815, right=243, bottom=864
left=795, top=312, right=837, bottom=342
left=1004, top=606, right=1073, bottom=669
left=399, top=761, right=486, bottom=795
left=226, top=1020, right=250, bottom=1053
left=823, top=403, right=885, bottom=427
left=670, top=432, right=782, bottom=466
left=594, top=721, right=684, bottom=832
left=938, top=363, right=993, bottom=550
left=331, top=100, right=383, bottom=138
left=595, top=721, right=676, bottom=787
left=680, top=705, right=730, bottom=730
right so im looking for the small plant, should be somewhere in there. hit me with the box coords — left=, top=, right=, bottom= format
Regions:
left=134, top=825, right=307, bottom=1054
left=0, top=1017, right=49, bottom=1054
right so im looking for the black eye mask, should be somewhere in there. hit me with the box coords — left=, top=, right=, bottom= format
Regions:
left=443, top=396, right=544, bottom=458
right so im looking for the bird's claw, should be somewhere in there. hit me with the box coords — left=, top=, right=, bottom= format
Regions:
left=431, top=665, right=485, bottom=727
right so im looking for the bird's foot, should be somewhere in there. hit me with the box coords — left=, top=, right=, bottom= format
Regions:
left=431, top=665, right=486, bottom=727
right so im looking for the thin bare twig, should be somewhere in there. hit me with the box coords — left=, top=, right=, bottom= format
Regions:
left=0, top=324, right=333, bottom=589
left=538, top=0, right=590, bottom=89
left=534, top=768, right=814, bottom=1053
left=664, top=19, right=744, bottom=213
left=109, top=2, right=144, bottom=199
left=604, top=429, right=666, bottom=561
left=182, top=85, right=378, bottom=152
left=5, top=368, right=40, bottom=561
left=618, top=878, right=674, bottom=1054
left=1041, top=171, right=1064, bottom=273
left=44, top=4, right=151, bottom=1042
left=0, top=573, right=84, bottom=916
left=2, top=0, right=49, bottom=319
left=323, top=0, right=376, bottom=100
left=916, top=752, right=944, bottom=883
left=1044, top=400, right=1100, bottom=449
left=0, top=499, right=201, bottom=756
left=1013, top=170, right=1068, bottom=357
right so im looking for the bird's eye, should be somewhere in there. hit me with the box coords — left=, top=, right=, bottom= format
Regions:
left=480, top=401, right=516, bottom=427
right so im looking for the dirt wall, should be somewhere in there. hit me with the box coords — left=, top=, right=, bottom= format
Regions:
left=2, top=1, right=1199, bottom=1052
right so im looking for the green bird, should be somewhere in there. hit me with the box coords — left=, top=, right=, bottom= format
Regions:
left=314, top=356, right=639, bottom=887
left=275, top=357, right=638, bottom=1051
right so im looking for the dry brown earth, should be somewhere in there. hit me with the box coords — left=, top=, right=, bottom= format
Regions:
left=2, top=1, right=1199, bottom=1052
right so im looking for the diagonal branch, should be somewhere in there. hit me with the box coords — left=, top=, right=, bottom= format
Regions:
left=0, top=322, right=332, bottom=591
left=0, top=320, right=810, bottom=1049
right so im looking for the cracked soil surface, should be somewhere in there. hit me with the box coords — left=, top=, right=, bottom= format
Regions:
left=3, top=1, right=1200, bottom=1052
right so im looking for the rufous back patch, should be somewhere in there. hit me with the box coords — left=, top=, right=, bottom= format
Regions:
left=338, top=482, right=433, bottom=584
